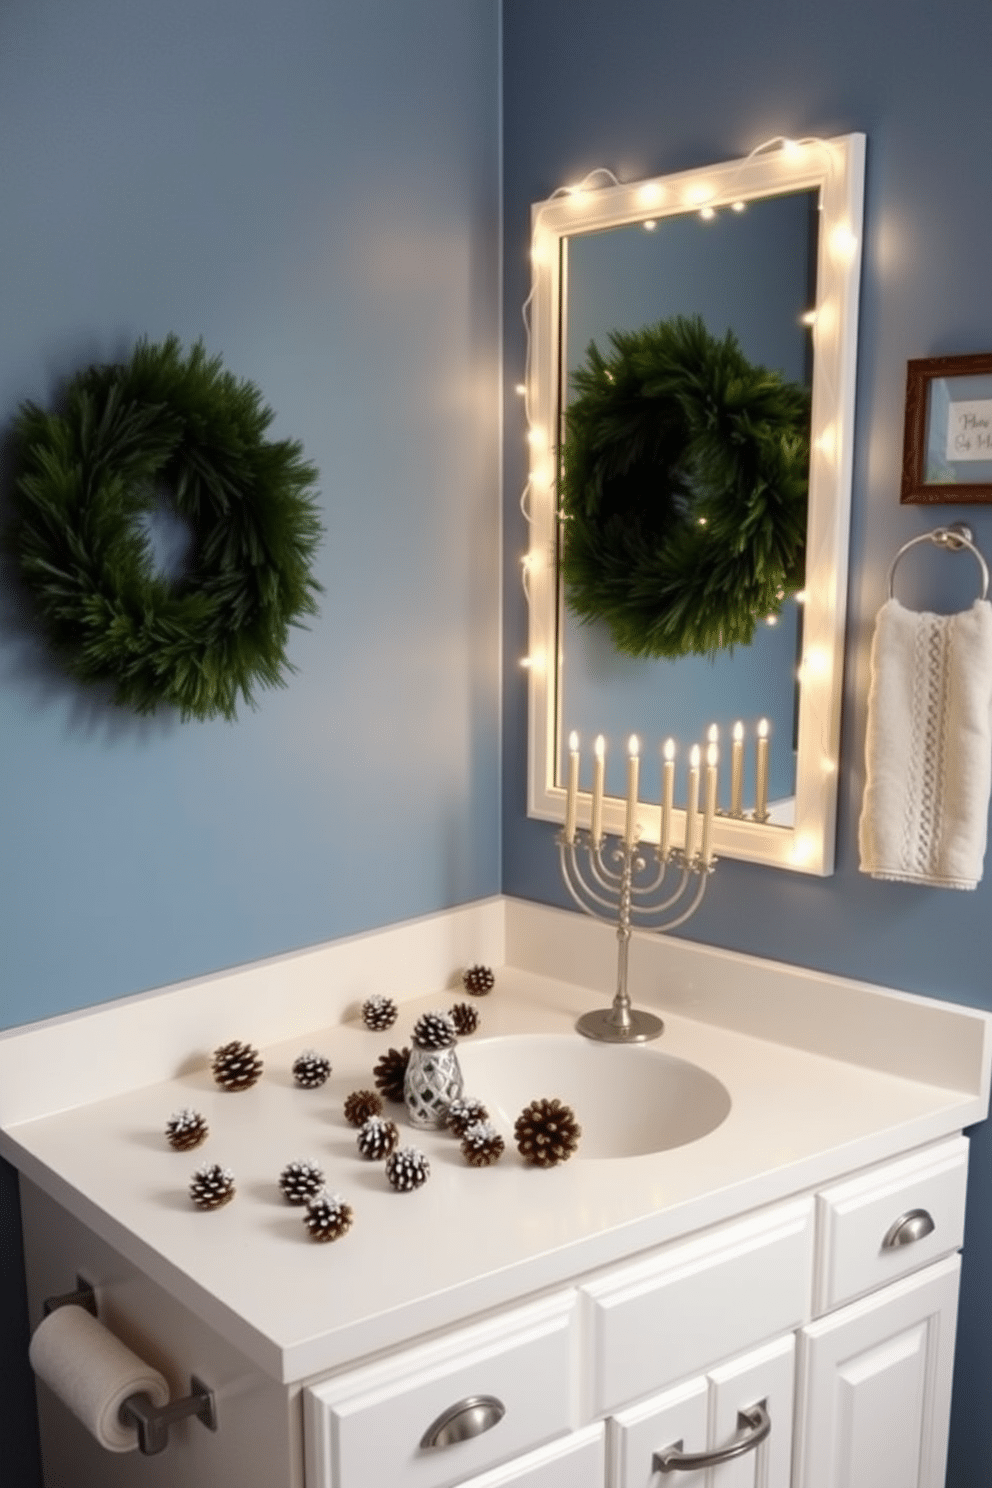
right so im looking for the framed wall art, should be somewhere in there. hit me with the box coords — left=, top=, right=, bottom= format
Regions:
left=901, top=351, right=992, bottom=504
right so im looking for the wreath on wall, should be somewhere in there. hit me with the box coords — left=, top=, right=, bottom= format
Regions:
left=559, top=315, right=811, bottom=659
left=7, top=336, right=323, bottom=721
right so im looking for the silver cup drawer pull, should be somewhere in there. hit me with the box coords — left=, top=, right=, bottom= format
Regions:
left=420, top=1395, right=506, bottom=1450
left=652, top=1402, right=771, bottom=1473
left=882, top=1208, right=936, bottom=1250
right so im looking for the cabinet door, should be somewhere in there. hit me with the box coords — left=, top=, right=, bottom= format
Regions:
left=794, top=1253, right=959, bottom=1488
left=610, top=1335, right=795, bottom=1488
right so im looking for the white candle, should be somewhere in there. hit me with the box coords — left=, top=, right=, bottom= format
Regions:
left=660, top=738, right=675, bottom=857
left=730, top=720, right=744, bottom=817
left=564, top=730, right=580, bottom=844
left=701, top=741, right=719, bottom=866
left=755, top=718, right=770, bottom=820
left=684, top=744, right=701, bottom=858
left=591, top=735, right=605, bottom=846
left=624, top=735, right=640, bottom=847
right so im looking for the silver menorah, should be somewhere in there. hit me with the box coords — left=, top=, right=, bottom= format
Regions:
left=559, top=826, right=715, bottom=1043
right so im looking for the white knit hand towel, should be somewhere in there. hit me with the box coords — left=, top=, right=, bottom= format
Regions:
left=859, top=597, right=992, bottom=888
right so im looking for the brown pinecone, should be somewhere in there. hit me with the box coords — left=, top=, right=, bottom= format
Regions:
left=411, top=1010, right=456, bottom=1050
left=462, top=964, right=495, bottom=996
left=356, top=1116, right=399, bottom=1161
left=449, top=1001, right=480, bottom=1037
left=211, top=1040, right=263, bottom=1091
left=385, top=1147, right=430, bottom=1192
left=514, top=1098, right=581, bottom=1167
left=361, top=994, right=398, bottom=1031
left=292, top=1049, right=331, bottom=1088
left=445, top=1095, right=489, bottom=1137
left=189, top=1163, right=235, bottom=1210
left=373, top=1046, right=410, bottom=1103
left=165, top=1108, right=209, bottom=1151
left=303, top=1191, right=353, bottom=1243
left=279, top=1160, right=326, bottom=1204
left=343, top=1089, right=383, bottom=1126
left=460, top=1121, right=505, bottom=1167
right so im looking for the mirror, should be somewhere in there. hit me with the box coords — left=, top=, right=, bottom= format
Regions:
left=524, top=136, right=865, bottom=874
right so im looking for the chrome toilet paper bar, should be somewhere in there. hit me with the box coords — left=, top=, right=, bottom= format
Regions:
left=41, top=1276, right=218, bottom=1456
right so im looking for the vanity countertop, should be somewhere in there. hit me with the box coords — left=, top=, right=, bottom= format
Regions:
left=2, top=901, right=989, bottom=1387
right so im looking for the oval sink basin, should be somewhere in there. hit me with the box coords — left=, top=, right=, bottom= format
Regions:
left=457, top=1035, right=731, bottom=1159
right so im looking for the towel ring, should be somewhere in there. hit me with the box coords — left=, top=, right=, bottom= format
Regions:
left=887, top=523, right=989, bottom=601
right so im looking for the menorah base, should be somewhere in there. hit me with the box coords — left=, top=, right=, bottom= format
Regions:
left=576, top=1006, right=664, bottom=1044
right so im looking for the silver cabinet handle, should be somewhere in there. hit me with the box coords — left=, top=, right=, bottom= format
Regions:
left=420, top=1395, right=505, bottom=1450
left=652, top=1403, right=770, bottom=1473
left=882, top=1208, right=935, bottom=1250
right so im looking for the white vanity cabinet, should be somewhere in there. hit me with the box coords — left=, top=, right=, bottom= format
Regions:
left=296, top=1141, right=966, bottom=1488
left=5, top=910, right=988, bottom=1488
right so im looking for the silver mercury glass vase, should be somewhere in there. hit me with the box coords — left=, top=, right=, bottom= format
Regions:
left=404, top=1044, right=463, bottom=1129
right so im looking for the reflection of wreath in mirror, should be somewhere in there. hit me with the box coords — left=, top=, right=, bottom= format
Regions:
left=559, top=315, right=810, bottom=658
left=8, top=336, right=323, bottom=720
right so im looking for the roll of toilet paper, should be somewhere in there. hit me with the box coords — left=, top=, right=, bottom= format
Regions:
left=29, top=1304, right=170, bottom=1452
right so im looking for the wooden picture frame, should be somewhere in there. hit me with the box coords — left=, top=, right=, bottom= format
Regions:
left=901, top=352, right=992, bottom=503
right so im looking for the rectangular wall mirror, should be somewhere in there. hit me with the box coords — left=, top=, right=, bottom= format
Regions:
left=524, top=134, right=865, bottom=874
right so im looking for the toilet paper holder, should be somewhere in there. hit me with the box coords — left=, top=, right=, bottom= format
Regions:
left=44, top=1277, right=218, bottom=1456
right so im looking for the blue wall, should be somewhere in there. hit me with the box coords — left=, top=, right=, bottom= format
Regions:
left=0, top=1, right=500, bottom=1479
left=0, top=0, right=501, bottom=1028
left=501, top=2, right=992, bottom=1482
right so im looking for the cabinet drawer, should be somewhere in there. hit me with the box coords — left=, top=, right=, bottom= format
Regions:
left=582, top=1198, right=813, bottom=1414
left=304, top=1292, right=577, bottom=1488
left=457, top=1423, right=604, bottom=1488
left=814, top=1137, right=968, bottom=1313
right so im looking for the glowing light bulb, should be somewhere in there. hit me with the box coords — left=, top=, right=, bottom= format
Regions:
left=699, top=205, right=716, bottom=221
left=731, top=200, right=747, bottom=213
left=638, top=182, right=663, bottom=207
left=800, top=309, right=818, bottom=327
left=830, top=224, right=858, bottom=261
left=765, top=614, right=779, bottom=627
left=514, top=383, right=526, bottom=397
left=643, top=219, right=657, bottom=231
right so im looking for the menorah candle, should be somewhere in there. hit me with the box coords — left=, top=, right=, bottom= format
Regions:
left=564, top=731, right=580, bottom=844
left=684, top=744, right=701, bottom=856
left=624, top=735, right=640, bottom=847
left=591, top=734, right=605, bottom=845
left=701, top=741, right=719, bottom=866
left=755, top=718, right=770, bottom=820
left=730, top=720, right=745, bottom=816
left=660, top=738, right=675, bottom=856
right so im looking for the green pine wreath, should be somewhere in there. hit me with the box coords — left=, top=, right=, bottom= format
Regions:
left=7, top=336, right=323, bottom=720
left=559, top=315, right=810, bottom=658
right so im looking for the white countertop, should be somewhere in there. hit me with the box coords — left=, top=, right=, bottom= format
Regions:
left=3, top=906, right=989, bottom=1385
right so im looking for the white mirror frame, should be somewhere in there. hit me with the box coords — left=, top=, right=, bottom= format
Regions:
left=524, top=134, right=865, bottom=876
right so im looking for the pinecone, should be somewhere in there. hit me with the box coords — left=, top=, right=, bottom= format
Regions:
left=462, top=964, right=495, bottom=996
left=361, top=994, right=398, bottom=1031
left=303, top=1191, right=354, bottom=1243
left=343, top=1089, right=383, bottom=1126
left=211, top=1040, right=264, bottom=1092
left=445, top=1096, right=490, bottom=1137
left=373, top=1046, right=410, bottom=1103
left=449, top=1002, right=480, bottom=1037
left=292, top=1049, right=331, bottom=1089
left=385, top=1147, right=431, bottom=1192
left=514, top=1098, right=581, bottom=1167
left=189, top=1163, right=235, bottom=1210
left=356, top=1116, right=399, bottom=1161
left=165, top=1108, right=209, bottom=1152
left=279, top=1160, right=326, bottom=1205
left=461, top=1121, right=505, bottom=1167
left=411, top=1010, right=457, bottom=1050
